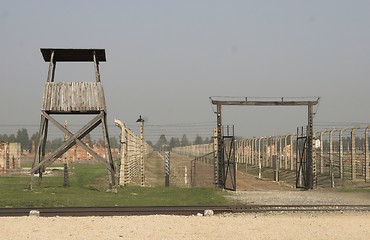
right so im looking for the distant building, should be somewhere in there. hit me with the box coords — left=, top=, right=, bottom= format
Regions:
left=30, top=138, right=118, bottom=163
left=62, top=139, right=118, bottom=162
left=0, top=142, right=21, bottom=174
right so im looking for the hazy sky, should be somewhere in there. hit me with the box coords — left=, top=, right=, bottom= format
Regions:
left=1, top=1, right=370, bottom=141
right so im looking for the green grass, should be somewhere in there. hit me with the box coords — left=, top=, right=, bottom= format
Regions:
left=337, top=187, right=370, bottom=193
left=0, top=163, right=230, bottom=208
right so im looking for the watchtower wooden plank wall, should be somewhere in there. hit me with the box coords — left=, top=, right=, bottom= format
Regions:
left=30, top=48, right=116, bottom=189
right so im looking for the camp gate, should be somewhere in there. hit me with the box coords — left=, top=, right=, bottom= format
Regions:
left=210, top=97, right=319, bottom=191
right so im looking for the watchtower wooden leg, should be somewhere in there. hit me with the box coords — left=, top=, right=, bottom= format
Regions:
left=101, top=112, right=116, bottom=187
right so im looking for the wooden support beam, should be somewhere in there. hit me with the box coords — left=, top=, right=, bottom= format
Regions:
left=46, top=50, right=55, bottom=82
left=211, top=100, right=319, bottom=106
left=41, top=112, right=115, bottom=171
left=31, top=113, right=103, bottom=173
left=93, top=51, right=101, bottom=82
left=101, top=112, right=116, bottom=186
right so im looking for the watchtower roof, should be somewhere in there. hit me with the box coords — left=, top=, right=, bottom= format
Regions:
left=40, top=48, right=106, bottom=62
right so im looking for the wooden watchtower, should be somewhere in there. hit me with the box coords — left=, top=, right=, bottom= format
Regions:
left=30, top=48, right=116, bottom=189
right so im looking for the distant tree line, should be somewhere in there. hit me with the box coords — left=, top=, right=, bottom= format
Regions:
left=0, top=128, right=33, bottom=152
left=0, top=128, right=213, bottom=153
left=147, top=134, right=213, bottom=151
left=0, top=128, right=119, bottom=153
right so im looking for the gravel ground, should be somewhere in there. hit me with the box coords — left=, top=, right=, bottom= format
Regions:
left=2, top=212, right=370, bottom=240
left=227, top=189, right=370, bottom=205
left=2, top=189, right=370, bottom=239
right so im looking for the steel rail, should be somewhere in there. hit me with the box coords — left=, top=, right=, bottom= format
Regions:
left=1, top=205, right=370, bottom=217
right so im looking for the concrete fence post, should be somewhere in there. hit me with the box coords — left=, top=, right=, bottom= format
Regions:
left=251, top=139, right=254, bottom=165
left=251, top=138, right=256, bottom=165
left=274, top=137, right=279, bottom=182
left=290, top=134, right=294, bottom=171
left=329, top=128, right=336, bottom=188
left=313, top=131, right=319, bottom=183
left=339, top=128, right=348, bottom=179
left=114, top=119, right=127, bottom=186
left=245, top=139, right=249, bottom=165
left=279, top=136, right=283, bottom=169
left=264, top=137, right=268, bottom=167
left=136, top=116, right=145, bottom=187
left=270, top=137, right=274, bottom=168
left=319, top=129, right=327, bottom=174
left=365, top=126, right=370, bottom=182
left=284, top=134, right=289, bottom=169
left=164, top=151, right=170, bottom=187
left=351, top=126, right=359, bottom=180
left=258, top=137, right=263, bottom=179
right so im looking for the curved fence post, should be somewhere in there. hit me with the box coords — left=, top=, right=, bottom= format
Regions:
left=365, top=126, right=370, bottom=182
left=319, top=129, right=327, bottom=174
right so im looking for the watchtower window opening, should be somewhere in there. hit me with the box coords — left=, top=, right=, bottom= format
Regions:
left=40, top=48, right=105, bottom=83
left=45, top=62, right=98, bottom=82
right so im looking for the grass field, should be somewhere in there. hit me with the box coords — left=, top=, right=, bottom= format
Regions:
left=0, top=157, right=230, bottom=208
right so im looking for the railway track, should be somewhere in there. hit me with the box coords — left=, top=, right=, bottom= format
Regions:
left=1, top=205, right=370, bottom=217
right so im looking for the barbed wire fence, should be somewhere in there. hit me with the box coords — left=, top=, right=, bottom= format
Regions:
left=114, top=119, right=153, bottom=186
left=172, top=124, right=370, bottom=189
left=3, top=121, right=370, bottom=189
left=172, top=143, right=216, bottom=188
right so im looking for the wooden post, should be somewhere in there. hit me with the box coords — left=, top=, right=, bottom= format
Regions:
left=93, top=51, right=101, bottom=82
left=102, top=113, right=116, bottom=188
left=47, top=50, right=55, bottom=82
left=63, top=120, right=69, bottom=187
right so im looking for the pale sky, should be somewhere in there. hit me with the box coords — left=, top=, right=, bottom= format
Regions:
left=1, top=1, right=370, bottom=141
